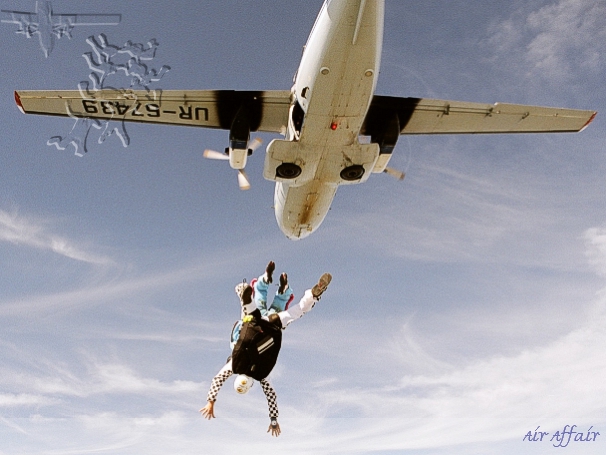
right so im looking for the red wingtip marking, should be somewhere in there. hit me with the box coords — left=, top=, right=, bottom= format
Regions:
left=580, top=111, right=597, bottom=132
left=14, top=91, right=25, bottom=114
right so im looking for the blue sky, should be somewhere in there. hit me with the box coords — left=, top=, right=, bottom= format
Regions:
left=1, top=0, right=606, bottom=454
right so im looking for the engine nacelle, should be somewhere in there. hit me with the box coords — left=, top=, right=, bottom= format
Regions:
left=227, top=105, right=252, bottom=169
left=227, top=146, right=248, bottom=170
left=264, top=139, right=379, bottom=186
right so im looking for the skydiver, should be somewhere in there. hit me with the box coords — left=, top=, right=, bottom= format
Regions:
left=200, top=263, right=331, bottom=437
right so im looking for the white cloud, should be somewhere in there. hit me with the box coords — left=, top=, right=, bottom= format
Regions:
left=485, top=0, right=606, bottom=88
left=329, top=159, right=584, bottom=270
left=0, top=254, right=220, bottom=316
left=389, top=322, right=455, bottom=375
left=0, top=393, right=57, bottom=408
left=101, top=331, right=223, bottom=344
left=25, top=362, right=205, bottom=399
left=3, top=277, right=605, bottom=454
left=585, top=227, right=606, bottom=276
left=0, top=209, right=114, bottom=266
left=282, top=232, right=606, bottom=453
left=0, top=229, right=303, bottom=320
left=284, top=303, right=606, bottom=453
left=525, top=0, right=606, bottom=78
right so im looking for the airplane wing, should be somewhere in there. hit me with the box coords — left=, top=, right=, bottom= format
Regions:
left=14, top=89, right=292, bottom=134
left=1, top=9, right=34, bottom=22
left=50, top=14, right=122, bottom=38
left=1, top=10, right=38, bottom=35
left=362, top=95, right=597, bottom=136
left=51, top=14, right=122, bottom=26
left=1, top=9, right=121, bottom=27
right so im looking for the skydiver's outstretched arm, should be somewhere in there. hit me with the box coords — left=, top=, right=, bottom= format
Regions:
left=200, top=361, right=232, bottom=418
left=260, top=378, right=279, bottom=420
left=260, top=378, right=280, bottom=437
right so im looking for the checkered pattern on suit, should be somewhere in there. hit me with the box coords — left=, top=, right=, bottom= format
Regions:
left=260, top=378, right=279, bottom=419
left=207, top=367, right=233, bottom=402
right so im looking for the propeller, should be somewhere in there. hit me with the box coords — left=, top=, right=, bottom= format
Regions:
left=203, top=137, right=261, bottom=191
left=383, top=167, right=405, bottom=181
left=246, top=137, right=263, bottom=154
left=203, top=149, right=229, bottom=161
left=237, top=170, right=251, bottom=191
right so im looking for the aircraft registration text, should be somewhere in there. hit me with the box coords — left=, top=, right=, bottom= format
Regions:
left=80, top=99, right=209, bottom=122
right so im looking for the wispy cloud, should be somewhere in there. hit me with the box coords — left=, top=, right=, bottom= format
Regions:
left=328, top=156, right=585, bottom=270
left=0, top=393, right=57, bottom=408
left=585, top=227, right=606, bottom=277
left=281, top=231, right=606, bottom=453
left=3, top=289, right=605, bottom=454
left=0, top=235, right=278, bottom=317
left=524, top=0, right=606, bottom=80
left=100, top=331, right=223, bottom=344
left=284, top=299, right=606, bottom=454
left=3, top=359, right=205, bottom=405
left=0, top=209, right=115, bottom=266
left=485, top=0, right=606, bottom=87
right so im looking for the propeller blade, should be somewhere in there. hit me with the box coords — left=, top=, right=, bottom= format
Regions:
left=203, top=149, right=229, bottom=160
left=237, top=170, right=251, bottom=191
left=384, top=167, right=405, bottom=181
left=248, top=137, right=263, bottom=153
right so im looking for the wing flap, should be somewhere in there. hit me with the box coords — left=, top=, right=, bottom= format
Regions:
left=363, top=95, right=596, bottom=135
left=15, top=89, right=292, bottom=134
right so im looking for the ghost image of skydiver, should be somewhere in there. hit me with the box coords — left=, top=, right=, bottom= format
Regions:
left=200, top=262, right=331, bottom=437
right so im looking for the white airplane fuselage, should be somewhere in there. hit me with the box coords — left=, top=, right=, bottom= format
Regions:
left=36, top=1, right=55, bottom=58
left=267, top=0, right=385, bottom=240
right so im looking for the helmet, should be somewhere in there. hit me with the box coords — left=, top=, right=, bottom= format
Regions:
left=234, top=374, right=254, bottom=394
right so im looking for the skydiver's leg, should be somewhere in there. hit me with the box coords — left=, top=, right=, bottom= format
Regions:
left=277, top=289, right=314, bottom=328
left=278, top=273, right=331, bottom=328
left=253, top=261, right=275, bottom=316
left=231, top=281, right=258, bottom=348
left=268, top=273, right=293, bottom=314
left=235, top=281, right=255, bottom=318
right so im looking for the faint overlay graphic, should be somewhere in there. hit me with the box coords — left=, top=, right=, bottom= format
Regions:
left=47, top=105, right=102, bottom=157
left=1, top=1, right=121, bottom=58
left=48, top=33, right=171, bottom=156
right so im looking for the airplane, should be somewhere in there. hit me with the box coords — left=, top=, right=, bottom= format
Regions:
left=1, top=1, right=121, bottom=57
left=14, top=0, right=597, bottom=240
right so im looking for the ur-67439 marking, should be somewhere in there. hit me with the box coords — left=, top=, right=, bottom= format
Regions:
left=80, top=99, right=208, bottom=121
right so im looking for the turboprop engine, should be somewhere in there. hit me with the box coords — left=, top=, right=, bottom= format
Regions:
left=203, top=105, right=262, bottom=190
